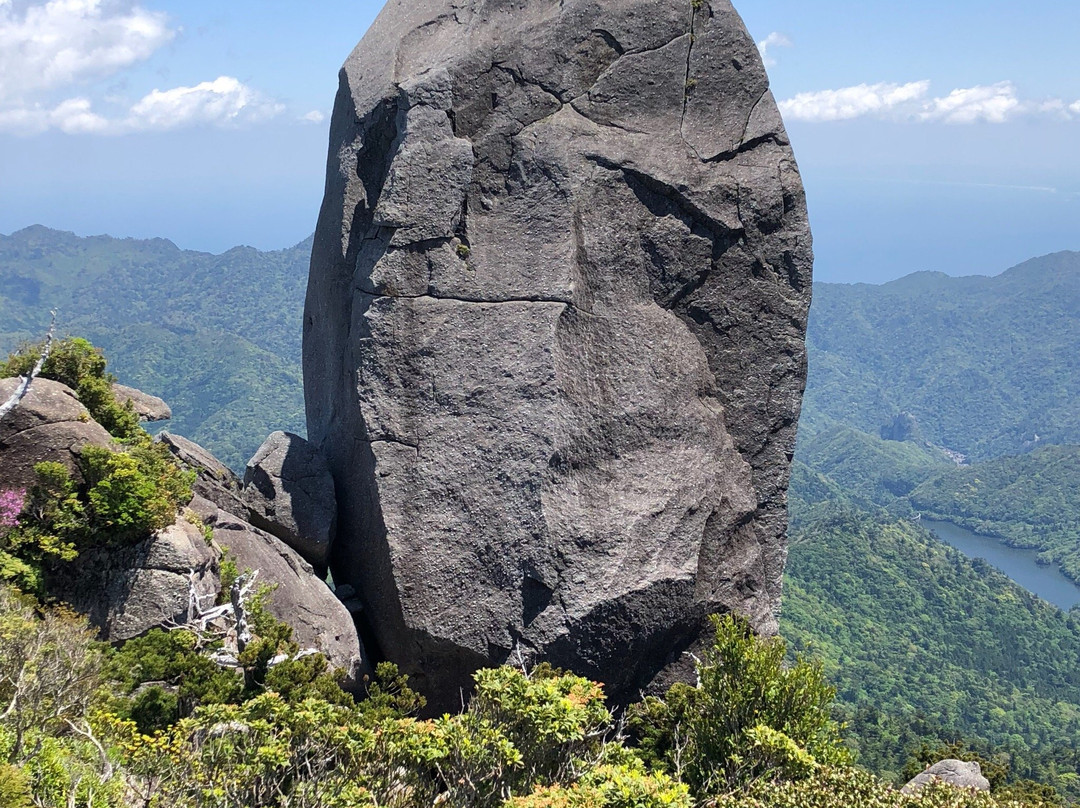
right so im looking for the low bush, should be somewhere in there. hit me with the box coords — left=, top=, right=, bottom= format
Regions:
left=711, top=765, right=1053, bottom=808
left=0, top=580, right=1060, bottom=808
left=629, top=614, right=851, bottom=797
left=0, top=444, right=193, bottom=594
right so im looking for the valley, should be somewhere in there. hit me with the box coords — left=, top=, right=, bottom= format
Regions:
left=3, top=229, right=1080, bottom=800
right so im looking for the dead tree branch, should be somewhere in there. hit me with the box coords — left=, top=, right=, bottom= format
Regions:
left=0, top=310, right=56, bottom=421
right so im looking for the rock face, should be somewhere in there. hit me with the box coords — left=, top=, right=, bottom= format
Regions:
left=54, top=518, right=220, bottom=641
left=242, top=431, right=337, bottom=569
left=158, top=431, right=247, bottom=515
left=112, top=383, right=172, bottom=422
left=901, top=760, right=991, bottom=795
left=0, top=378, right=114, bottom=490
left=304, top=0, right=812, bottom=705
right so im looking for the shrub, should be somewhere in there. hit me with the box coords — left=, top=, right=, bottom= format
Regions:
left=504, top=761, right=693, bottom=808
left=2, top=443, right=194, bottom=587
left=628, top=614, right=851, bottom=796
left=0, top=337, right=141, bottom=442
left=356, top=661, right=426, bottom=722
left=0, top=587, right=103, bottom=762
left=0, top=764, right=32, bottom=808
left=78, top=444, right=193, bottom=545
left=709, top=765, right=1050, bottom=808
left=102, top=629, right=244, bottom=733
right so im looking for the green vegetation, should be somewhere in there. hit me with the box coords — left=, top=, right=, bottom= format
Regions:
left=712, top=766, right=1038, bottom=808
left=785, top=255, right=1080, bottom=804
left=0, top=338, right=195, bottom=593
left=783, top=501, right=1080, bottom=802
left=0, top=582, right=1056, bottom=808
left=0, top=447, right=193, bottom=594
left=794, top=424, right=1080, bottom=585
left=802, top=251, right=1080, bottom=460
left=4, top=236, right=1078, bottom=804
left=910, top=445, right=1080, bottom=583
left=629, top=615, right=850, bottom=794
left=0, top=226, right=311, bottom=469
left=1, top=337, right=141, bottom=441
left=797, top=425, right=950, bottom=513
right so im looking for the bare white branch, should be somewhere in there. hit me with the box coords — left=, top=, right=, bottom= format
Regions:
left=0, top=310, right=56, bottom=421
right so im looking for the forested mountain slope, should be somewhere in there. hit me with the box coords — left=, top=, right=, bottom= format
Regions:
left=911, top=444, right=1080, bottom=582
left=785, top=493, right=1080, bottom=799
left=0, top=226, right=309, bottom=468
left=803, top=251, right=1080, bottom=460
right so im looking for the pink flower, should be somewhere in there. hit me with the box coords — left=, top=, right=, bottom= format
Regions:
left=0, top=488, right=25, bottom=528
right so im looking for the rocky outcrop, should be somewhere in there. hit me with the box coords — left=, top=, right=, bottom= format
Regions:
left=53, top=517, right=219, bottom=641
left=305, top=0, right=812, bottom=706
left=112, top=383, right=172, bottom=422
left=0, top=377, right=114, bottom=490
left=881, top=412, right=925, bottom=444
left=207, top=502, right=364, bottom=686
left=242, top=431, right=337, bottom=569
left=158, top=431, right=247, bottom=515
left=160, top=434, right=365, bottom=686
left=901, top=760, right=991, bottom=795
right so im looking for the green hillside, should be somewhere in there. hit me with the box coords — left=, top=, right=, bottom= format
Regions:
left=910, top=444, right=1080, bottom=583
left=787, top=252, right=1080, bottom=800
left=0, top=226, right=310, bottom=469
left=795, top=424, right=1080, bottom=585
left=784, top=497, right=1080, bottom=799
left=803, top=251, right=1080, bottom=460
left=796, top=424, right=951, bottom=513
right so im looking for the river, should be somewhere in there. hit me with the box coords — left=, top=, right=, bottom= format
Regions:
left=923, top=519, right=1080, bottom=611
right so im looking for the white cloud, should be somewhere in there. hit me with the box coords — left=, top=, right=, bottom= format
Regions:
left=301, top=109, right=325, bottom=124
left=781, top=80, right=1080, bottom=125
left=779, top=81, right=930, bottom=122
left=919, top=82, right=1020, bottom=124
left=0, top=76, right=283, bottom=134
left=757, top=32, right=792, bottom=68
left=126, top=76, right=284, bottom=130
left=0, top=2, right=287, bottom=135
left=0, top=96, right=108, bottom=134
left=0, top=0, right=173, bottom=104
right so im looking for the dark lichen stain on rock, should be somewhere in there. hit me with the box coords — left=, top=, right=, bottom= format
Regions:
left=303, top=0, right=812, bottom=710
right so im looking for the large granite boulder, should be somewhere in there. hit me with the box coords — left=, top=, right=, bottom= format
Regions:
left=304, top=0, right=812, bottom=706
left=53, top=517, right=220, bottom=641
left=0, top=377, right=114, bottom=490
left=901, top=760, right=991, bottom=795
left=242, top=431, right=337, bottom=570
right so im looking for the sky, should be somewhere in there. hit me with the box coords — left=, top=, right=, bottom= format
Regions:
left=0, top=0, right=1077, bottom=283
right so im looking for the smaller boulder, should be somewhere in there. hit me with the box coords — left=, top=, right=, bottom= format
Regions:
left=901, top=760, right=991, bottom=795
left=112, top=383, right=172, bottom=422
left=0, top=377, right=113, bottom=490
left=158, top=431, right=247, bottom=515
left=242, top=431, right=336, bottom=569
left=214, top=512, right=365, bottom=689
left=54, top=517, right=220, bottom=641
